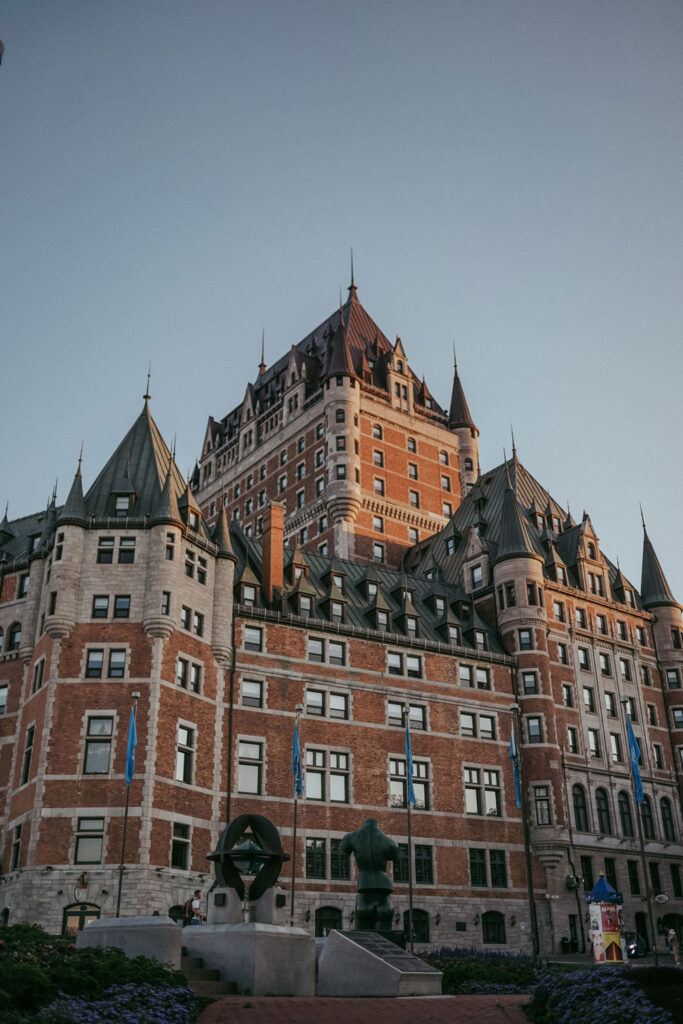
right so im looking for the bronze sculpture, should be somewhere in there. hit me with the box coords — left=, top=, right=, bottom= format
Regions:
left=340, top=818, right=399, bottom=931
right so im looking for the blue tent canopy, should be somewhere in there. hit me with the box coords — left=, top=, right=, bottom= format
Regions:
left=585, top=875, right=623, bottom=904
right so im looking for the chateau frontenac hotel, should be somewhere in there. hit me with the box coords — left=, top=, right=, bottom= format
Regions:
left=1, top=279, right=682, bottom=953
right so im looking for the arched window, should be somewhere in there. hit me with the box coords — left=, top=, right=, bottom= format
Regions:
left=7, top=623, right=21, bottom=652
left=573, top=784, right=589, bottom=832
left=596, top=788, right=612, bottom=835
left=403, top=908, right=429, bottom=943
left=482, top=910, right=506, bottom=944
left=661, top=798, right=676, bottom=842
left=618, top=792, right=634, bottom=837
left=640, top=796, right=655, bottom=839
left=464, top=458, right=473, bottom=471
left=315, top=906, right=342, bottom=937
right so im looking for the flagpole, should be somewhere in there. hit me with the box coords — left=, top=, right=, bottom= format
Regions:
left=510, top=703, right=540, bottom=958
left=290, top=703, right=303, bottom=928
left=116, top=691, right=140, bottom=918
left=404, top=705, right=415, bottom=953
left=620, top=699, right=658, bottom=966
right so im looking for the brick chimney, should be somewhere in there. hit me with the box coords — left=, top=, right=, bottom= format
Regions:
left=262, top=502, right=285, bottom=604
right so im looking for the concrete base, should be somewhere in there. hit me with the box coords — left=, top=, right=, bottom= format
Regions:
left=183, top=922, right=314, bottom=996
left=76, top=915, right=182, bottom=969
left=318, top=930, right=442, bottom=997
left=206, top=885, right=286, bottom=926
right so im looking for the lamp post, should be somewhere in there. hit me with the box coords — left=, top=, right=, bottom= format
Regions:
left=510, top=703, right=540, bottom=957
left=115, top=690, right=140, bottom=918
left=620, top=697, right=658, bottom=965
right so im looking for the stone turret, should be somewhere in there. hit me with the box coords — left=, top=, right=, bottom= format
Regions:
left=211, top=506, right=236, bottom=666
left=324, top=312, right=362, bottom=559
left=448, top=356, right=479, bottom=495
left=45, top=465, right=87, bottom=639
left=143, top=466, right=184, bottom=638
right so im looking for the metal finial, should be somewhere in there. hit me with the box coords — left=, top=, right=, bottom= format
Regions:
left=78, top=441, right=84, bottom=475
left=350, top=248, right=354, bottom=287
left=511, top=425, right=517, bottom=457
left=172, top=433, right=177, bottom=461
left=640, top=503, right=646, bottom=531
left=144, top=363, right=152, bottom=402
left=453, top=344, right=458, bottom=371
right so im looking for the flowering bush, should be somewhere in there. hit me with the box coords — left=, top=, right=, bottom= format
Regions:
left=423, top=948, right=538, bottom=994
left=528, top=968, right=675, bottom=1024
left=30, top=983, right=199, bottom=1024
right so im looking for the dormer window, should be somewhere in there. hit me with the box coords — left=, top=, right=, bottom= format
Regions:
left=405, top=615, right=418, bottom=637
left=188, top=511, right=199, bottom=531
left=333, top=574, right=344, bottom=592
left=367, top=582, right=378, bottom=599
left=536, top=514, right=544, bottom=530
left=397, top=360, right=404, bottom=374
left=552, top=516, right=561, bottom=532
left=448, top=625, right=460, bottom=645
left=242, top=584, right=257, bottom=606
left=435, top=597, right=445, bottom=615
left=376, top=610, right=389, bottom=630
left=294, top=566, right=304, bottom=582
left=587, top=542, right=596, bottom=559
left=299, top=595, right=312, bottom=616
left=331, top=601, right=344, bottom=623
left=557, top=566, right=567, bottom=585
left=471, top=565, right=483, bottom=589
left=115, top=496, right=129, bottom=517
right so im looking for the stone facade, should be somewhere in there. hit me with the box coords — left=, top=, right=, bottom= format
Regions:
left=0, top=284, right=682, bottom=956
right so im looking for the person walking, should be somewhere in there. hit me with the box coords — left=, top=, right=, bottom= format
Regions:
left=667, top=927, right=680, bottom=966
left=190, top=889, right=205, bottom=926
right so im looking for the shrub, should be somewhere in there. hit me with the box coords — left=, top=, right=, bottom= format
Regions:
left=527, top=967, right=674, bottom=1024
left=423, top=949, right=538, bottom=994
left=31, top=983, right=199, bottom=1024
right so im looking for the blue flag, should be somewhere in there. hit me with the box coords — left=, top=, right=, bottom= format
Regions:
left=292, top=722, right=303, bottom=798
left=405, top=721, right=416, bottom=805
left=509, top=729, right=522, bottom=809
left=125, top=709, right=137, bottom=786
left=627, top=716, right=644, bottom=804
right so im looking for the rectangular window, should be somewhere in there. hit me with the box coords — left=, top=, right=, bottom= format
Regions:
left=113, top=595, right=130, bottom=619
left=85, top=649, right=104, bottom=678
left=583, top=687, right=595, bottom=712
left=329, top=641, right=345, bottom=666
left=92, top=595, right=109, bottom=618
left=331, top=838, right=350, bottom=880
left=667, top=669, right=681, bottom=689
left=118, top=538, right=135, bottom=564
left=610, top=734, right=623, bottom=763
left=83, top=717, right=113, bottom=774
left=305, top=838, right=326, bottom=879
left=161, top=591, right=171, bottom=615
left=390, top=757, right=429, bottom=809
left=190, top=663, right=201, bottom=694
left=97, top=537, right=114, bottom=563
left=31, top=659, right=45, bottom=694
left=558, top=643, right=569, bottom=664
left=653, top=743, right=663, bottom=769
left=620, top=658, right=632, bottom=681
left=471, top=565, right=483, bottom=588
left=74, top=817, right=104, bottom=865
left=306, top=689, right=324, bottom=716
left=553, top=601, right=564, bottom=621
left=479, top=714, right=496, bottom=740
left=489, top=849, right=508, bottom=887
left=237, top=740, right=262, bottom=794
left=627, top=860, right=640, bottom=895
left=21, top=725, right=35, bottom=785
left=519, top=629, right=533, bottom=651
left=464, top=767, right=500, bottom=817
left=177, top=657, right=188, bottom=689
left=10, top=825, right=22, bottom=871
left=534, top=785, right=552, bottom=825
left=522, top=671, right=537, bottom=694
left=596, top=614, right=607, bottom=634
left=108, top=650, right=126, bottom=678
left=193, top=612, right=204, bottom=636
left=461, top=712, right=476, bottom=737
left=527, top=717, right=543, bottom=743
left=604, top=858, right=618, bottom=891
left=562, top=684, right=574, bottom=707
left=242, top=680, right=263, bottom=708
left=415, top=845, right=434, bottom=884
left=171, top=823, right=190, bottom=869
left=575, top=608, right=586, bottom=628
left=604, top=692, right=616, bottom=717
left=671, top=864, right=683, bottom=899
left=373, top=450, right=384, bottom=467
left=175, top=726, right=194, bottom=784
left=244, top=626, right=262, bottom=651
left=581, top=856, right=594, bottom=891
left=578, top=647, right=590, bottom=670
left=180, top=606, right=191, bottom=630
left=567, top=726, right=579, bottom=753
left=459, top=665, right=473, bottom=687
left=476, top=667, right=490, bottom=690
left=588, top=729, right=600, bottom=757
left=470, top=848, right=487, bottom=887
left=599, top=653, right=611, bottom=676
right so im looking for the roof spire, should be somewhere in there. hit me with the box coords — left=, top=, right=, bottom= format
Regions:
left=453, top=344, right=457, bottom=371
left=77, top=441, right=84, bottom=477
left=258, top=329, right=266, bottom=376
left=144, top=363, right=151, bottom=404
left=640, top=502, right=646, bottom=531
left=448, top=355, right=477, bottom=432
left=511, top=425, right=517, bottom=460
left=641, top=518, right=677, bottom=608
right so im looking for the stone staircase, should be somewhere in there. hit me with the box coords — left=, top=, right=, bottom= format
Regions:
left=181, top=950, right=237, bottom=998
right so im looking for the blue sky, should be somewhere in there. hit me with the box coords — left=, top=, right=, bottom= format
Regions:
left=1, top=1, right=682, bottom=598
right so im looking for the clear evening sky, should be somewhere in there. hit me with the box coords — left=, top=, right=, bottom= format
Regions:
left=1, top=2, right=682, bottom=598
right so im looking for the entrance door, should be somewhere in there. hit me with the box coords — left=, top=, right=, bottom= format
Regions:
left=315, top=906, right=342, bottom=937
left=62, top=903, right=100, bottom=938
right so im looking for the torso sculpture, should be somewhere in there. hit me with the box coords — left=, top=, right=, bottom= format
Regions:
left=340, top=818, right=399, bottom=931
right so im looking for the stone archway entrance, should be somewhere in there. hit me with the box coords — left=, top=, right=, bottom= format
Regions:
left=62, top=902, right=100, bottom=937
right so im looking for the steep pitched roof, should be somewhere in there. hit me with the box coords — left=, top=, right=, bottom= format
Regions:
left=59, top=467, right=87, bottom=525
left=496, top=470, right=541, bottom=563
left=448, top=360, right=476, bottom=431
left=85, top=402, right=185, bottom=519
left=641, top=526, right=678, bottom=608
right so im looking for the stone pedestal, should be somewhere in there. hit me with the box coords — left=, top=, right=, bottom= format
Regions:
left=182, top=922, right=314, bottom=996
left=207, top=885, right=286, bottom=926
left=76, top=915, right=182, bottom=969
left=318, top=930, right=442, bottom=997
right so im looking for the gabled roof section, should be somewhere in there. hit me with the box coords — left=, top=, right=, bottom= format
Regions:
left=641, top=524, right=678, bottom=608
left=85, top=402, right=184, bottom=519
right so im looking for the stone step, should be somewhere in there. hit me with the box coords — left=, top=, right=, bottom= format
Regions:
left=181, top=955, right=204, bottom=970
left=183, top=967, right=221, bottom=982
left=180, top=948, right=237, bottom=998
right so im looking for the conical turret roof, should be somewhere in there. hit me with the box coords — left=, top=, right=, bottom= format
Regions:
left=212, top=505, right=236, bottom=560
left=448, top=360, right=477, bottom=432
left=495, top=467, right=541, bottom=564
left=59, top=465, right=87, bottom=525
left=326, top=312, right=357, bottom=379
left=641, top=525, right=677, bottom=608
left=0, top=506, right=15, bottom=546
left=150, top=466, right=182, bottom=527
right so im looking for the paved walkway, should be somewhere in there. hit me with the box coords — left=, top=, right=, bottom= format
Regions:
left=199, top=994, right=530, bottom=1024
